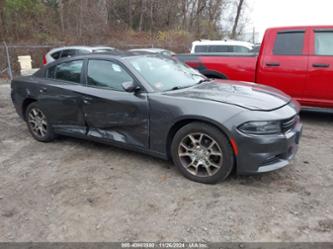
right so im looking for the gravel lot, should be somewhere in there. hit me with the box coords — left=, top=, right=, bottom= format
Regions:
left=0, top=79, right=332, bottom=242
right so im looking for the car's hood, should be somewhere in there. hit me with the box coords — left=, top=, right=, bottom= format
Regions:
left=164, top=80, right=291, bottom=111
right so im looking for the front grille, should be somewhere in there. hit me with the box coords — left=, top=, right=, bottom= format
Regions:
left=281, top=115, right=299, bottom=133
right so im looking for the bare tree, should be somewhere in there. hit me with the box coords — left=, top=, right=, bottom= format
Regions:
left=195, top=0, right=207, bottom=37
left=58, top=0, right=65, bottom=33
left=150, top=0, right=154, bottom=36
left=181, top=0, right=189, bottom=30
left=128, top=0, right=133, bottom=28
left=0, top=0, right=5, bottom=36
left=231, top=0, right=245, bottom=39
left=206, top=0, right=224, bottom=39
left=138, top=0, right=146, bottom=32
left=0, top=0, right=251, bottom=50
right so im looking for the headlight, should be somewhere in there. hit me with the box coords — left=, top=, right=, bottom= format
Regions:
left=238, top=121, right=281, bottom=135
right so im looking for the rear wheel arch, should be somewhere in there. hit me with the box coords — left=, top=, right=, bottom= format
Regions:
left=25, top=101, right=55, bottom=142
left=22, top=98, right=37, bottom=121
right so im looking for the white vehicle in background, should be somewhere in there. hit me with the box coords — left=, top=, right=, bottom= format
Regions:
left=43, top=46, right=117, bottom=65
left=190, top=40, right=254, bottom=54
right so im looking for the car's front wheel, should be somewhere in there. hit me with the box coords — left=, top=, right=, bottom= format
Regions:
left=25, top=102, right=55, bottom=142
left=171, top=122, right=234, bottom=184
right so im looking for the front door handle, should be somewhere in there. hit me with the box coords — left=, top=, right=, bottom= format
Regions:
left=39, top=87, right=47, bottom=93
left=312, top=63, right=330, bottom=68
left=266, top=62, right=280, bottom=67
left=83, top=96, right=93, bottom=104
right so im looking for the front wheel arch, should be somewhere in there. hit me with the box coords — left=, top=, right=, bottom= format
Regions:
left=170, top=121, right=235, bottom=184
left=166, top=118, right=236, bottom=161
left=201, top=70, right=228, bottom=79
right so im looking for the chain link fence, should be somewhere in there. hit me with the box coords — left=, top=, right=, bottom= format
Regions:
left=0, top=43, right=64, bottom=79
left=0, top=42, right=13, bottom=80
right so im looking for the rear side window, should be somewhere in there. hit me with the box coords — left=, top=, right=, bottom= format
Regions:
left=315, top=31, right=333, bottom=55
left=51, top=51, right=61, bottom=60
left=87, top=60, right=133, bottom=91
left=47, top=60, right=83, bottom=84
left=194, top=45, right=208, bottom=53
left=273, top=31, right=305, bottom=55
left=61, top=49, right=77, bottom=58
left=195, top=45, right=250, bottom=53
left=77, top=49, right=90, bottom=55
left=208, top=45, right=230, bottom=53
left=233, top=46, right=251, bottom=53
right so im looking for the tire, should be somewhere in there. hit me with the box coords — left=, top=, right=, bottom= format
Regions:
left=171, top=122, right=234, bottom=184
left=25, top=102, right=55, bottom=142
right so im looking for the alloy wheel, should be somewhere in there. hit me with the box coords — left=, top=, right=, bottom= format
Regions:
left=178, top=133, right=223, bottom=177
left=27, top=108, right=48, bottom=138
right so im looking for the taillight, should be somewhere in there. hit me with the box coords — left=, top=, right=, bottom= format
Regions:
left=42, top=55, right=47, bottom=65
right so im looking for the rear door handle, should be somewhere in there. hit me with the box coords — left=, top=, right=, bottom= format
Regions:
left=312, top=63, right=330, bottom=68
left=266, top=62, right=280, bottom=67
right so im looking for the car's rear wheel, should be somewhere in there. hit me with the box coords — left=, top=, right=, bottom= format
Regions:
left=25, top=102, right=55, bottom=142
left=171, top=122, right=234, bottom=184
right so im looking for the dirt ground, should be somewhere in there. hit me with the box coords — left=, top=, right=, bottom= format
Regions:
left=0, top=79, right=332, bottom=242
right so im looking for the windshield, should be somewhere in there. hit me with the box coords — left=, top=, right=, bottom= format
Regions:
left=125, top=56, right=206, bottom=91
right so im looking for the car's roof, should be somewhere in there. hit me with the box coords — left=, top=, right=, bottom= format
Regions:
left=192, top=40, right=254, bottom=48
left=92, top=46, right=115, bottom=50
left=91, top=52, right=172, bottom=60
left=36, top=53, right=164, bottom=78
left=46, top=52, right=160, bottom=65
left=48, top=46, right=115, bottom=54
left=266, top=25, right=333, bottom=31
left=129, top=48, right=169, bottom=53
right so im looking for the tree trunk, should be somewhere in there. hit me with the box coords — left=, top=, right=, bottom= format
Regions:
left=231, top=0, right=244, bottom=39
left=128, top=0, right=133, bottom=29
left=195, top=0, right=206, bottom=38
left=0, top=0, right=5, bottom=36
left=182, top=0, right=188, bottom=30
left=138, top=0, right=145, bottom=32
left=78, top=0, right=83, bottom=37
left=150, top=0, right=153, bottom=45
left=58, top=0, right=65, bottom=34
left=97, top=0, right=108, bottom=25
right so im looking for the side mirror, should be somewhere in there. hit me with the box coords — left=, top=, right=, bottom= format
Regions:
left=122, top=81, right=140, bottom=93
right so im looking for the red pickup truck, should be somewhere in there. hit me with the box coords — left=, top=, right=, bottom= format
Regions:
left=177, top=26, right=333, bottom=109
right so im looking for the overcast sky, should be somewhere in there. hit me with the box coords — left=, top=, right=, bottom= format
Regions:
left=251, top=0, right=333, bottom=40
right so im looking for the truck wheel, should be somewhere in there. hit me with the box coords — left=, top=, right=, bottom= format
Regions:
left=171, top=122, right=234, bottom=184
left=25, top=102, right=55, bottom=142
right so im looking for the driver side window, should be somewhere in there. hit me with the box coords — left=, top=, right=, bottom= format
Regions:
left=87, top=60, right=133, bottom=91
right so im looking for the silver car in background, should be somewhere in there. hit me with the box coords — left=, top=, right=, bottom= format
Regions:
left=129, top=48, right=176, bottom=57
left=43, top=46, right=117, bottom=65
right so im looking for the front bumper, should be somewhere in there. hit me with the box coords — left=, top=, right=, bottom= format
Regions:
left=233, top=117, right=303, bottom=175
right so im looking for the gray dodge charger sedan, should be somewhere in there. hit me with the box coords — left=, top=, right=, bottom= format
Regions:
left=11, top=53, right=303, bottom=184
